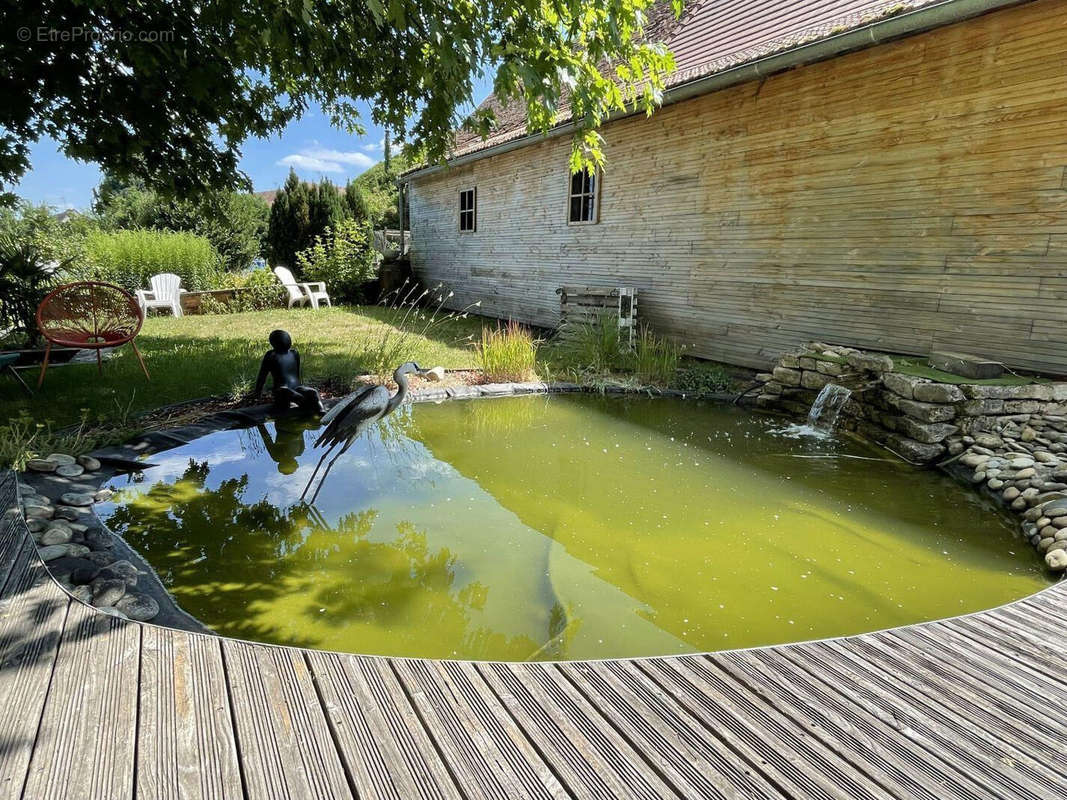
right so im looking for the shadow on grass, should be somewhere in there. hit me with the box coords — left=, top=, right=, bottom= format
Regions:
left=0, top=304, right=487, bottom=432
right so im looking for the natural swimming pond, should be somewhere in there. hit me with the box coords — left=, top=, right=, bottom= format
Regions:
left=99, top=394, right=1049, bottom=661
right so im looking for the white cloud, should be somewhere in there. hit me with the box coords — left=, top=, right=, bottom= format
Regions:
left=361, top=138, right=385, bottom=152
left=277, top=144, right=377, bottom=175
left=278, top=153, right=344, bottom=173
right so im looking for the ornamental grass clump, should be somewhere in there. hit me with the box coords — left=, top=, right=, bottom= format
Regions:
left=478, top=321, right=538, bottom=382
left=360, top=279, right=481, bottom=382
left=632, top=326, right=682, bottom=385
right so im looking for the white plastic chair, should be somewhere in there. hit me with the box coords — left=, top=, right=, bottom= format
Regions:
left=135, top=273, right=184, bottom=317
left=273, top=266, right=332, bottom=309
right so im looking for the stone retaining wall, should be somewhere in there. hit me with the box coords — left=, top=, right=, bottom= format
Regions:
left=753, top=343, right=1067, bottom=572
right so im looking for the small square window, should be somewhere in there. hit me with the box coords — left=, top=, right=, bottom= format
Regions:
left=459, top=187, right=476, bottom=232
left=568, top=168, right=598, bottom=224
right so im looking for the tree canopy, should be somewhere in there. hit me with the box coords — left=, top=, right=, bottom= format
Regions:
left=1, top=0, right=679, bottom=202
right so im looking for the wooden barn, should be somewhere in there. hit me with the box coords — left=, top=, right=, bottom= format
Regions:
left=402, top=0, right=1067, bottom=375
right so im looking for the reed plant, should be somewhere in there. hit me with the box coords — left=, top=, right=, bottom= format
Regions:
left=632, top=326, right=683, bottom=385
left=478, top=321, right=539, bottom=382
left=81, top=229, right=223, bottom=291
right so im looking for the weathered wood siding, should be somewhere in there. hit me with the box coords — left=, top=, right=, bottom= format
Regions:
left=408, top=0, right=1067, bottom=374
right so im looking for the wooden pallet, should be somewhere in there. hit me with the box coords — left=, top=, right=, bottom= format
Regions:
left=557, top=286, right=638, bottom=346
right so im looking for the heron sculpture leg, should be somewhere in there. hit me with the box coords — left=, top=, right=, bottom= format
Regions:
left=304, top=437, right=358, bottom=505
left=299, top=442, right=338, bottom=504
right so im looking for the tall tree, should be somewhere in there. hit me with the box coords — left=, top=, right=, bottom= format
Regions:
left=344, top=182, right=371, bottom=224
left=267, top=170, right=311, bottom=268
left=1, top=0, right=679, bottom=202
left=308, top=179, right=346, bottom=243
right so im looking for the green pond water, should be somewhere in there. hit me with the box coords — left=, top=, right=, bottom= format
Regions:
left=98, top=394, right=1049, bottom=661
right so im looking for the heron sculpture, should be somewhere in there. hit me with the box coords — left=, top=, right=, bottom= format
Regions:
left=300, top=361, right=425, bottom=503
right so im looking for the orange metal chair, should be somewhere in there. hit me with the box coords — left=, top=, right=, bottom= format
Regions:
left=36, top=281, right=150, bottom=387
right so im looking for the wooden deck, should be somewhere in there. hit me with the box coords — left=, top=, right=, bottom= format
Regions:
left=2, top=470, right=1066, bottom=800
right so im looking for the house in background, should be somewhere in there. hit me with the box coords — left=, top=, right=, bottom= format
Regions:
left=402, top=0, right=1067, bottom=375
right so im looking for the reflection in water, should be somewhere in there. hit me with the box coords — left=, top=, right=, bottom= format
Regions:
left=100, top=395, right=1050, bottom=660
left=256, top=418, right=319, bottom=475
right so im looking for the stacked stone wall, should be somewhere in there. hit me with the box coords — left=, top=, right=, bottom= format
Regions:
left=754, top=343, right=1067, bottom=572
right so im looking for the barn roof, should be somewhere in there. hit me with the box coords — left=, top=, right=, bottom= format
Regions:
left=429, top=0, right=1011, bottom=170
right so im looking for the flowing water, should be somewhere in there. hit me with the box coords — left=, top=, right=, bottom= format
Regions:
left=808, top=383, right=853, bottom=430
left=98, top=395, right=1049, bottom=661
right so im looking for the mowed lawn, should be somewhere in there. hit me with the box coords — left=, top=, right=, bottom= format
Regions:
left=2, top=306, right=485, bottom=430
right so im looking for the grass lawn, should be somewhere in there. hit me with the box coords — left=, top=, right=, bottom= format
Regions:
left=1, top=305, right=485, bottom=432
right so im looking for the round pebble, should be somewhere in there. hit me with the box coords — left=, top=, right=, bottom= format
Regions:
left=26, top=459, right=56, bottom=473
left=98, top=560, right=139, bottom=587
left=77, top=455, right=101, bottom=471
left=1046, top=549, right=1067, bottom=571
left=23, top=504, right=53, bottom=520
left=115, top=593, right=159, bottom=621
left=70, top=585, right=93, bottom=604
left=39, top=526, right=72, bottom=546
left=38, top=543, right=89, bottom=561
left=46, top=453, right=76, bottom=465
left=59, top=492, right=95, bottom=507
left=55, top=464, right=85, bottom=478
left=53, top=507, right=83, bottom=522
left=91, top=578, right=127, bottom=607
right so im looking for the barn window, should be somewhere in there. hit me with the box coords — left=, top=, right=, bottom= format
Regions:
left=568, top=168, right=599, bottom=224
left=459, top=188, right=476, bottom=232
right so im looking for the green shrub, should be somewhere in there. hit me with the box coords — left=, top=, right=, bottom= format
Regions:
left=198, top=268, right=285, bottom=314
left=93, top=177, right=269, bottom=272
left=82, top=229, right=222, bottom=291
left=479, top=321, right=538, bottom=382
left=673, top=363, right=732, bottom=394
left=0, top=203, right=87, bottom=345
left=295, top=218, right=379, bottom=303
left=632, top=326, right=682, bottom=385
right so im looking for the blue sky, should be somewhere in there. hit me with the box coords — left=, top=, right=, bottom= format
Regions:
left=15, top=80, right=495, bottom=211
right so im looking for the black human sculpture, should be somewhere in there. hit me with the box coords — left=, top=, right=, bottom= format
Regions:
left=300, top=361, right=425, bottom=503
left=253, top=330, right=325, bottom=415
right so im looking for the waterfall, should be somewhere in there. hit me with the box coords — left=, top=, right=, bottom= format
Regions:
left=807, top=384, right=853, bottom=430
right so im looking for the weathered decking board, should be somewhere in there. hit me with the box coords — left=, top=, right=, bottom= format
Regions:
left=1, top=470, right=1065, bottom=799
